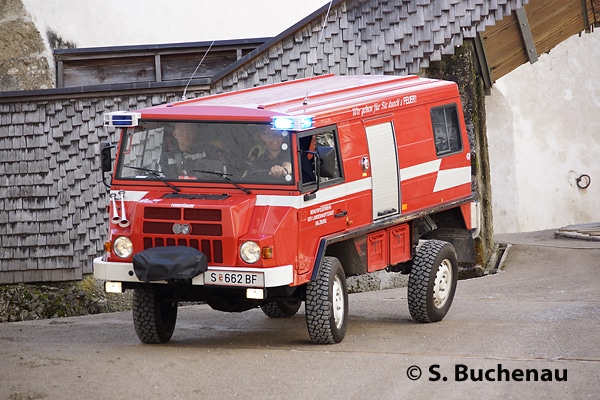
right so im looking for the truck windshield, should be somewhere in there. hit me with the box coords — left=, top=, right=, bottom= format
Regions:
left=116, top=121, right=295, bottom=186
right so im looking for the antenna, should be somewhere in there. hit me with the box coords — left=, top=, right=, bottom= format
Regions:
left=317, top=0, right=334, bottom=54
left=182, top=39, right=216, bottom=101
left=305, top=0, right=334, bottom=105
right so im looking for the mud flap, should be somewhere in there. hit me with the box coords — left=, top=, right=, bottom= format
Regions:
left=424, top=228, right=474, bottom=265
left=132, top=246, right=208, bottom=283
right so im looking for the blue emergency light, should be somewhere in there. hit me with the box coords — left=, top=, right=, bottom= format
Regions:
left=104, top=111, right=141, bottom=127
left=272, top=116, right=313, bottom=131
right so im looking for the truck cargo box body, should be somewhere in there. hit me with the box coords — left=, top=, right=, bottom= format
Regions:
left=95, top=74, right=478, bottom=344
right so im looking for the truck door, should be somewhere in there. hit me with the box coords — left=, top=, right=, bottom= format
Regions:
left=364, top=121, right=400, bottom=221
left=296, top=128, right=347, bottom=275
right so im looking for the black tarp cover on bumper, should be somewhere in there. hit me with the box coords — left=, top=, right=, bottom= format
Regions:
left=132, top=246, right=208, bottom=283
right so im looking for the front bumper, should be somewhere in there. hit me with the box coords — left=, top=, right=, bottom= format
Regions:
left=93, top=257, right=294, bottom=287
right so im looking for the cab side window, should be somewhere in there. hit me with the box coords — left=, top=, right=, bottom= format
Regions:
left=431, top=105, right=462, bottom=156
left=298, top=128, right=342, bottom=187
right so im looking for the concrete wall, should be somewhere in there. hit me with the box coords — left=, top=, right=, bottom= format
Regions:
left=487, top=29, right=600, bottom=233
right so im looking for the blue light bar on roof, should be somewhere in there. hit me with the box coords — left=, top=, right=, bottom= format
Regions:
left=271, top=116, right=314, bottom=131
left=104, top=111, right=141, bottom=127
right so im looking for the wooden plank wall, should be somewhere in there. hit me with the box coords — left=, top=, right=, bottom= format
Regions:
left=62, top=56, right=156, bottom=87
left=161, top=53, right=238, bottom=81
left=482, top=0, right=600, bottom=82
left=57, top=45, right=259, bottom=88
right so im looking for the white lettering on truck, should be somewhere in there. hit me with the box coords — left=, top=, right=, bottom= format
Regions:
left=352, top=95, right=418, bottom=117
left=307, top=204, right=335, bottom=225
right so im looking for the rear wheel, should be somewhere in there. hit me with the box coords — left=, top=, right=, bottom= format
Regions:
left=305, top=256, right=348, bottom=344
left=408, top=240, right=458, bottom=323
left=261, top=300, right=302, bottom=318
left=132, top=288, right=178, bottom=344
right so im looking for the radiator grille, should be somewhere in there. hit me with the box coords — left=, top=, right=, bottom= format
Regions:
left=141, top=206, right=224, bottom=263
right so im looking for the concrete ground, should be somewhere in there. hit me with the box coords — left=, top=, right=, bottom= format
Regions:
left=0, top=228, right=598, bottom=399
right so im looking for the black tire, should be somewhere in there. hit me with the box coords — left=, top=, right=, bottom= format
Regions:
left=408, top=240, right=458, bottom=323
left=132, top=289, right=178, bottom=344
left=305, top=256, right=348, bottom=344
left=261, top=300, right=302, bottom=318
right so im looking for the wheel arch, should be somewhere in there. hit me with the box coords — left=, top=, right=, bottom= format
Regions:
left=416, top=208, right=475, bottom=265
left=311, top=236, right=368, bottom=281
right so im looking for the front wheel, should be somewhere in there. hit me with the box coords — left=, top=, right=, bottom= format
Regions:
left=305, top=256, right=348, bottom=344
left=261, top=300, right=302, bottom=318
left=408, top=240, right=458, bottom=323
left=132, top=288, right=178, bottom=344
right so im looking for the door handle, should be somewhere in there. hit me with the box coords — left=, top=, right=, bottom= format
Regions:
left=334, top=210, right=348, bottom=218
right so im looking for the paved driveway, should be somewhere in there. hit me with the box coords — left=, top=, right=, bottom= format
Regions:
left=0, top=230, right=598, bottom=399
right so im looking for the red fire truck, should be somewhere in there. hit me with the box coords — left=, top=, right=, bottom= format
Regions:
left=95, top=74, right=479, bottom=344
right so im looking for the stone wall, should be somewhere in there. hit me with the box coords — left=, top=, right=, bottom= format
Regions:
left=0, top=0, right=53, bottom=91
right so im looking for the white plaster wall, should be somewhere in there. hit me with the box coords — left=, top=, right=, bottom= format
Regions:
left=21, top=0, right=330, bottom=47
left=487, top=29, right=600, bottom=233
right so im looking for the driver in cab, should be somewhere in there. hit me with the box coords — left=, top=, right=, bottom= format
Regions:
left=251, top=130, right=292, bottom=180
left=161, top=123, right=221, bottom=178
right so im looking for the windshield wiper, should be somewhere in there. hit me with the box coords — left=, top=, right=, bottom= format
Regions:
left=125, top=166, right=181, bottom=193
left=193, top=170, right=251, bottom=194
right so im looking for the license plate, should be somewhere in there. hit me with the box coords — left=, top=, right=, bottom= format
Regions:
left=204, top=270, right=264, bottom=287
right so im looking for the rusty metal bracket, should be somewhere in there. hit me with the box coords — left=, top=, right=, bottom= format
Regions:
left=474, top=33, right=493, bottom=93
left=516, top=7, right=538, bottom=64
left=581, top=0, right=591, bottom=31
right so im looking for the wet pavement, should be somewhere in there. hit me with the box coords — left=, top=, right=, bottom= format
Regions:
left=0, top=228, right=598, bottom=399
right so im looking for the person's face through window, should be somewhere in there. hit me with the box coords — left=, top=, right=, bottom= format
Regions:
left=172, top=124, right=196, bottom=152
left=261, top=131, right=285, bottom=158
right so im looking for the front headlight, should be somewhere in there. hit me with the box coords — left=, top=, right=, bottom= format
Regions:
left=113, top=236, right=133, bottom=259
left=240, top=241, right=261, bottom=264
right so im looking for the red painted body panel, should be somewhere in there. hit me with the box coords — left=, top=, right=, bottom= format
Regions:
left=101, top=74, right=476, bottom=289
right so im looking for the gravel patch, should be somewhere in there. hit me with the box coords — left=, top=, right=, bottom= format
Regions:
left=0, top=276, right=132, bottom=323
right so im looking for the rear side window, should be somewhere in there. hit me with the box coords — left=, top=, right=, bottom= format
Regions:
left=431, top=105, right=462, bottom=156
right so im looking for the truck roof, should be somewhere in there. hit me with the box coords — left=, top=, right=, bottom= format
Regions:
left=137, top=74, right=457, bottom=125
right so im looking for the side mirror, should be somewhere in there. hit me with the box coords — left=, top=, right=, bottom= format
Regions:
left=316, top=146, right=336, bottom=178
left=100, top=142, right=114, bottom=173
left=99, top=142, right=116, bottom=189
left=302, top=146, right=337, bottom=201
